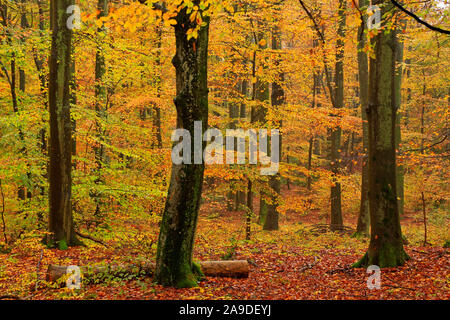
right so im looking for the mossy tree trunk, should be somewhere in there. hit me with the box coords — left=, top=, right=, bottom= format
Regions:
left=354, top=0, right=408, bottom=268
left=154, top=7, right=210, bottom=288
left=47, top=0, right=78, bottom=247
left=356, top=0, right=370, bottom=236
left=330, top=0, right=346, bottom=231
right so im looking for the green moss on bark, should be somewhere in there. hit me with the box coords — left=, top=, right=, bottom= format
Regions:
left=352, top=242, right=410, bottom=268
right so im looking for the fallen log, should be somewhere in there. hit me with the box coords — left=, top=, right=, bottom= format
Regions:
left=46, top=260, right=249, bottom=283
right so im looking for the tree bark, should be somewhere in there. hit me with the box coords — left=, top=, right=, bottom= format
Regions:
left=47, top=0, right=78, bottom=247
left=153, top=22, right=163, bottom=149
left=154, top=7, right=210, bottom=288
left=395, top=29, right=405, bottom=217
left=251, top=28, right=270, bottom=227
left=353, top=0, right=408, bottom=268
left=92, top=0, right=109, bottom=219
left=330, top=0, right=346, bottom=231
left=263, top=18, right=284, bottom=231
left=246, top=179, right=253, bottom=240
left=356, top=0, right=370, bottom=236
left=234, top=81, right=248, bottom=210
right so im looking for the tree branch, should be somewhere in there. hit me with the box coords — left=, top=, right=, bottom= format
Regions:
left=402, top=134, right=448, bottom=153
left=390, top=0, right=450, bottom=34
left=297, top=0, right=336, bottom=108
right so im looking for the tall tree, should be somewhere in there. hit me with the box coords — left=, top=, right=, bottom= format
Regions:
left=355, top=0, right=370, bottom=236
left=153, top=21, right=163, bottom=149
left=354, top=0, right=409, bottom=267
left=18, top=0, right=32, bottom=200
left=93, top=0, right=109, bottom=219
left=395, top=20, right=405, bottom=217
left=154, top=4, right=210, bottom=288
left=253, top=32, right=270, bottom=227
left=47, top=0, right=78, bottom=247
left=263, top=15, right=284, bottom=231
left=329, top=0, right=346, bottom=231
left=307, top=22, right=322, bottom=191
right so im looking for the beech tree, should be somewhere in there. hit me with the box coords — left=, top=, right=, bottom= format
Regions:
left=355, top=0, right=370, bottom=236
left=263, top=10, right=284, bottom=231
left=154, top=2, right=210, bottom=288
left=92, top=0, right=109, bottom=219
left=354, top=0, right=409, bottom=267
left=47, top=0, right=78, bottom=247
left=329, top=0, right=346, bottom=231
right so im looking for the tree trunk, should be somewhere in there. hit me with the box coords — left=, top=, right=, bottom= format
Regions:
left=330, top=0, right=346, bottom=231
left=246, top=179, right=252, bottom=240
left=354, top=0, right=408, bottom=268
left=154, top=9, right=210, bottom=288
left=36, top=0, right=48, bottom=203
left=47, top=0, right=78, bottom=247
left=235, top=80, right=247, bottom=209
left=92, top=0, right=109, bottom=219
left=251, top=30, right=270, bottom=227
left=306, top=136, right=313, bottom=190
left=356, top=0, right=370, bottom=236
left=226, top=80, right=240, bottom=211
left=153, top=22, right=163, bottom=149
left=263, top=19, right=284, bottom=231
left=307, top=38, right=321, bottom=191
left=19, top=1, right=32, bottom=200
left=395, top=32, right=405, bottom=217
left=421, top=191, right=428, bottom=246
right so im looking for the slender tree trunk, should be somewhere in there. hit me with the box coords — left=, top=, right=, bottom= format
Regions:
left=19, top=0, right=32, bottom=200
left=153, top=22, right=163, bottom=149
left=307, top=39, right=320, bottom=191
left=92, top=0, right=109, bottom=219
left=354, top=0, right=408, bottom=268
left=226, top=79, right=240, bottom=211
left=330, top=0, right=346, bottom=231
left=234, top=80, right=248, bottom=210
left=395, top=29, right=405, bottom=217
left=263, top=19, right=284, bottom=231
left=154, top=9, right=210, bottom=288
left=421, top=191, right=427, bottom=246
left=251, top=30, right=270, bottom=226
left=246, top=179, right=252, bottom=240
left=35, top=0, right=48, bottom=201
left=47, top=0, right=78, bottom=247
left=286, top=146, right=291, bottom=190
left=306, top=136, right=313, bottom=190
left=356, top=0, right=370, bottom=236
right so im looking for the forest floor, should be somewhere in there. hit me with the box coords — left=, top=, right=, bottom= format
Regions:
left=0, top=187, right=448, bottom=300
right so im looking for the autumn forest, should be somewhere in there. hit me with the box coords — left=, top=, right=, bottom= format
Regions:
left=0, top=0, right=448, bottom=302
